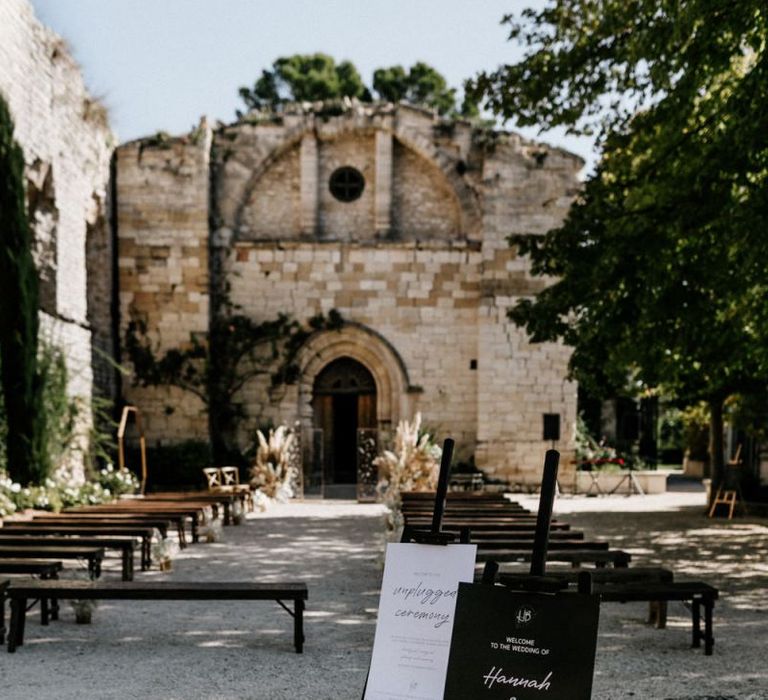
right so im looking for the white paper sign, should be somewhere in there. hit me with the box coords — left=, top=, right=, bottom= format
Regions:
left=365, top=542, right=478, bottom=700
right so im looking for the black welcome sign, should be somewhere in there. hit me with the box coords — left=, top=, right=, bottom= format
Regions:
left=444, top=583, right=600, bottom=700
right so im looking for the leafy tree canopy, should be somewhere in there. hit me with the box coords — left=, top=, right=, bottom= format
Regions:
left=238, top=54, right=477, bottom=117
left=471, top=1, right=768, bottom=483
left=373, top=62, right=477, bottom=116
left=239, top=54, right=371, bottom=112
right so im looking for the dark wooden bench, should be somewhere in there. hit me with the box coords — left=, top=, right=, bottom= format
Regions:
left=5, top=580, right=308, bottom=653
left=67, top=505, right=204, bottom=542
left=0, top=545, right=105, bottom=579
left=430, top=521, right=572, bottom=533
left=404, top=517, right=568, bottom=529
left=143, top=492, right=240, bottom=525
left=473, top=530, right=585, bottom=541
left=39, top=512, right=186, bottom=546
left=0, top=561, right=64, bottom=638
left=482, top=549, right=632, bottom=567
left=595, top=581, right=719, bottom=655
left=1, top=528, right=150, bottom=573
left=0, top=560, right=64, bottom=577
left=498, top=566, right=674, bottom=625
left=0, top=580, right=7, bottom=645
left=472, top=539, right=609, bottom=561
left=0, top=535, right=137, bottom=579
left=30, top=515, right=173, bottom=541
left=0, top=559, right=64, bottom=644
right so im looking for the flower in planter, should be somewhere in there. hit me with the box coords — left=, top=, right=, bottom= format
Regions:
left=249, top=426, right=298, bottom=502
left=151, top=537, right=179, bottom=571
left=232, top=500, right=246, bottom=525
left=70, top=598, right=98, bottom=624
left=63, top=570, right=97, bottom=623
left=374, top=413, right=441, bottom=532
left=199, top=517, right=223, bottom=543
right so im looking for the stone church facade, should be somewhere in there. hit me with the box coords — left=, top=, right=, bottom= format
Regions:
left=116, top=102, right=583, bottom=487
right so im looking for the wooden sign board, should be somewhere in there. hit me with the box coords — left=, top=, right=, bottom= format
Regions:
left=364, top=542, right=477, bottom=700
left=444, top=583, right=600, bottom=700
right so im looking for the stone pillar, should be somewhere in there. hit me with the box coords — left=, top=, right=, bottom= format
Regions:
left=300, top=132, right=318, bottom=236
left=374, top=130, right=392, bottom=236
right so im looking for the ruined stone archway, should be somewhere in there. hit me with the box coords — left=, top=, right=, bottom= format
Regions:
left=295, top=323, right=415, bottom=497
left=296, top=322, right=414, bottom=432
left=312, top=357, right=377, bottom=489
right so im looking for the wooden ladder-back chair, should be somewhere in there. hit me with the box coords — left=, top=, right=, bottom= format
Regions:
left=203, top=467, right=224, bottom=491
left=221, top=466, right=254, bottom=512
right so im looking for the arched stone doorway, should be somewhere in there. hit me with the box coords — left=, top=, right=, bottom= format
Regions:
left=312, top=357, right=377, bottom=494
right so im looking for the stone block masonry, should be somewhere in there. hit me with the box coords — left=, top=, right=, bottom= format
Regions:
left=0, top=0, right=115, bottom=480
left=118, top=100, right=584, bottom=483
left=117, top=125, right=212, bottom=441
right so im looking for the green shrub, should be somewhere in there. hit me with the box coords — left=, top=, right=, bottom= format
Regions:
left=126, top=440, right=212, bottom=491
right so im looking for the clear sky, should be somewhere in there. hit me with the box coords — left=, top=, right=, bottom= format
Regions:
left=30, top=0, right=595, bottom=169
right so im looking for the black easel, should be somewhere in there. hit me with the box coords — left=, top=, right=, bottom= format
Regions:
left=362, top=438, right=471, bottom=698
left=486, top=449, right=593, bottom=595
left=400, top=438, right=471, bottom=546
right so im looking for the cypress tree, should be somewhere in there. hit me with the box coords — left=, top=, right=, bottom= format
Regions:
left=0, top=92, right=49, bottom=484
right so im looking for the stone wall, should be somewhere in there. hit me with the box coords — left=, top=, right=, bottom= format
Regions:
left=475, top=137, right=582, bottom=479
left=225, top=240, right=481, bottom=454
left=116, top=125, right=212, bottom=441
left=118, top=102, right=584, bottom=481
left=0, top=0, right=116, bottom=476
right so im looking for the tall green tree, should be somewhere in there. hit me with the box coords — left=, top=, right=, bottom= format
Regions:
left=239, top=55, right=477, bottom=117
left=373, top=62, right=475, bottom=116
left=238, top=53, right=370, bottom=112
left=471, top=1, right=768, bottom=488
left=0, top=93, right=49, bottom=485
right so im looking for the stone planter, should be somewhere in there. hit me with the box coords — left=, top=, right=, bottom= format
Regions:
left=574, top=470, right=667, bottom=495
left=683, top=457, right=707, bottom=478
left=71, top=601, right=95, bottom=624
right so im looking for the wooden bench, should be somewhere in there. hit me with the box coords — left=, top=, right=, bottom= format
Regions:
left=30, top=515, right=173, bottom=542
left=484, top=549, right=632, bottom=568
left=0, top=580, right=7, bottom=645
left=142, top=493, right=238, bottom=525
left=67, top=505, right=204, bottom=543
left=40, top=512, right=186, bottom=546
left=0, top=546, right=105, bottom=578
left=0, top=561, right=63, bottom=638
left=430, top=521, right=572, bottom=533
left=499, top=566, right=675, bottom=628
left=596, top=581, right=719, bottom=655
left=472, top=530, right=584, bottom=541
left=0, top=536, right=136, bottom=579
left=2, top=526, right=153, bottom=572
left=5, top=580, right=308, bottom=654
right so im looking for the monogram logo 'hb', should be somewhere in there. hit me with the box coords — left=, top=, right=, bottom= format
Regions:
left=515, top=605, right=535, bottom=625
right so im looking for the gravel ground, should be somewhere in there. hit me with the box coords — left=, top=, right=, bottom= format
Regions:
left=1, top=493, right=766, bottom=699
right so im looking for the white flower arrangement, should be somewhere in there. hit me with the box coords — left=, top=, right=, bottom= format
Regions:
left=374, top=413, right=441, bottom=532
left=249, top=425, right=298, bottom=502
left=151, top=537, right=179, bottom=571
left=199, top=517, right=223, bottom=543
left=232, top=500, right=246, bottom=525
left=252, top=489, right=270, bottom=512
